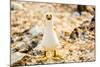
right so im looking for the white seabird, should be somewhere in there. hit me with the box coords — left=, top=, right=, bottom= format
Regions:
left=41, top=14, right=60, bottom=50
left=34, top=13, right=61, bottom=58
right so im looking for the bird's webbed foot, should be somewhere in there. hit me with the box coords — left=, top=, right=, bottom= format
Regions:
left=52, top=50, right=64, bottom=61
left=43, top=51, right=47, bottom=57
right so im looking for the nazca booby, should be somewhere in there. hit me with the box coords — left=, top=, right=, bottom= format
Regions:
left=34, top=13, right=61, bottom=57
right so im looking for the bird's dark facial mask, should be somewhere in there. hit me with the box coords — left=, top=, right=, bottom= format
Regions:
left=46, top=14, right=52, bottom=20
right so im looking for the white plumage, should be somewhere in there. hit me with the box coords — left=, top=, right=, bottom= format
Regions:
left=33, top=13, right=61, bottom=56
left=40, top=20, right=60, bottom=50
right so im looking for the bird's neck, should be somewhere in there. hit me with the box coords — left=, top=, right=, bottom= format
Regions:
left=44, top=20, right=53, bottom=32
left=46, top=20, right=53, bottom=29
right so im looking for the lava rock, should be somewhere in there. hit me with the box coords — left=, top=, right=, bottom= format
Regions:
left=32, top=50, right=42, bottom=56
left=70, top=28, right=79, bottom=40
left=31, top=41, right=38, bottom=48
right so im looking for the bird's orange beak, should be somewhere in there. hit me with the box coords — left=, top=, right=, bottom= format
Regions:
left=46, top=14, right=52, bottom=20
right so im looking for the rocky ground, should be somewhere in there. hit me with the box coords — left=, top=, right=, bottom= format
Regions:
left=11, top=1, right=95, bottom=67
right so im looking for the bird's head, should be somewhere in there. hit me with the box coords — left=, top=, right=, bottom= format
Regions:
left=46, top=14, right=52, bottom=20
left=44, top=13, right=54, bottom=26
